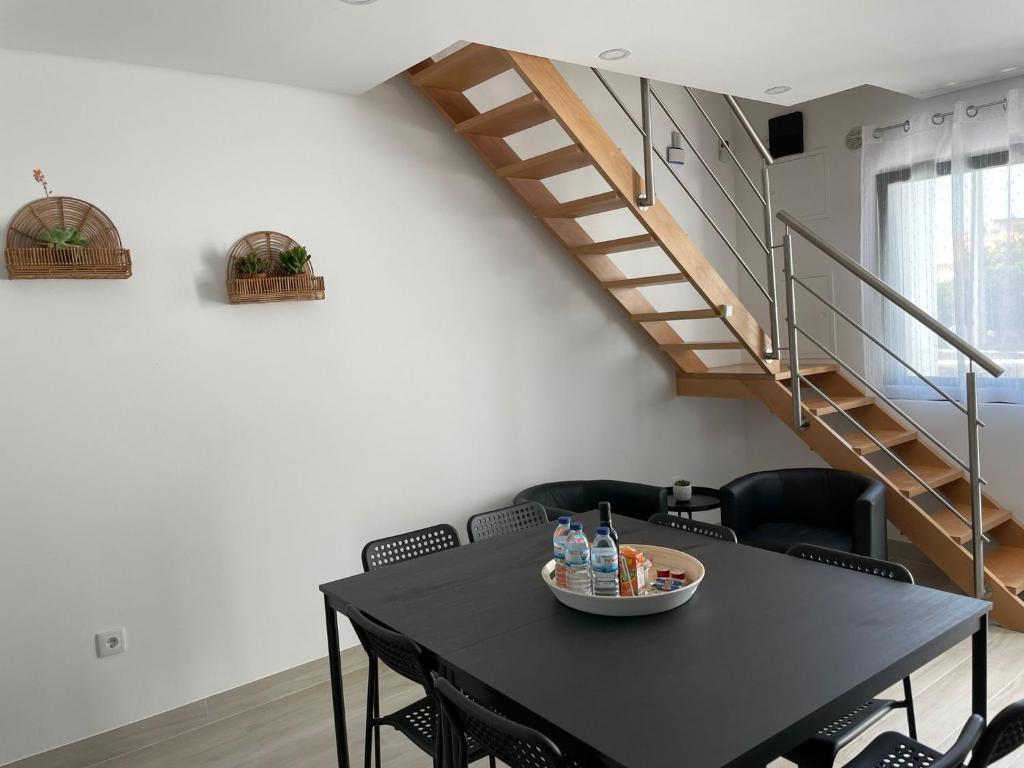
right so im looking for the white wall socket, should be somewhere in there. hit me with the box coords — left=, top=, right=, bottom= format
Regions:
left=95, top=627, right=126, bottom=658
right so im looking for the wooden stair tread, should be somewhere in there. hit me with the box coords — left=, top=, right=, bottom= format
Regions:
left=569, top=234, right=659, bottom=256
left=534, top=191, right=625, bottom=219
left=455, top=93, right=552, bottom=137
left=632, top=309, right=721, bottom=322
left=931, top=505, right=1012, bottom=545
left=883, top=464, right=962, bottom=498
left=660, top=341, right=743, bottom=352
left=844, top=428, right=918, bottom=456
left=497, top=145, right=591, bottom=179
left=987, top=546, right=1024, bottom=593
left=676, top=363, right=838, bottom=380
left=801, top=391, right=874, bottom=416
left=601, top=273, right=689, bottom=289
left=410, top=44, right=511, bottom=91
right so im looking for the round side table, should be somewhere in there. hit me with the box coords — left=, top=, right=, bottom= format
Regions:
left=665, top=486, right=721, bottom=519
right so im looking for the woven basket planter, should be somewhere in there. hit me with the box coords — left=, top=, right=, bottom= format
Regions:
left=4, top=197, right=132, bottom=279
left=226, top=231, right=325, bottom=304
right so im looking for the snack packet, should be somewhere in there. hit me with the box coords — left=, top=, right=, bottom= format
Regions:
left=618, top=546, right=648, bottom=596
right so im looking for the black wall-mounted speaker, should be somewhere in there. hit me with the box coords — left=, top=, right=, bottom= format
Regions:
left=768, top=111, right=804, bottom=158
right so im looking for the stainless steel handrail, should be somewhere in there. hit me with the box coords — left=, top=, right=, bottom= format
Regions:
left=683, top=87, right=764, bottom=202
left=591, top=69, right=771, bottom=301
left=780, top=214, right=993, bottom=599
left=638, top=78, right=656, bottom=208
left=778, top=210, right=1005, bottom=378
left=725, top=94, right=774, bottom=166
left=649, top=86, right=769, bottom=255
left=792, top=276, right=981, bottom=424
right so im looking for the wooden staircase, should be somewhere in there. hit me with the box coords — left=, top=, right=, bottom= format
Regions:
left=406, top=43, right=1024, bottom=630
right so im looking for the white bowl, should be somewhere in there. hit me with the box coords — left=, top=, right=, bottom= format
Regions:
left=541, top=544, right=705, bottom=617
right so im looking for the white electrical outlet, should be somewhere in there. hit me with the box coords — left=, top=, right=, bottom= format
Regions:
left=95, top=627, right=127, bottom=658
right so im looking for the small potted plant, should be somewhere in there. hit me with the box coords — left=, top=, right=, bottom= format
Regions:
left=277, top=245, right=310, bottom=276
left=37, top=226, right=89, bottom=249
left=236, top=252, right=271, bottom=279
left=673, top=479, right=693, bottom=502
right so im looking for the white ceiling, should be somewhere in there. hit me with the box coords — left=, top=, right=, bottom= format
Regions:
left=2, top=0, right=1023, bottom=103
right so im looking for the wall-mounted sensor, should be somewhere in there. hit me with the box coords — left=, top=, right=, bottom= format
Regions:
left=667, top=131, right=685, bottom=165
left=719, top=140, right=732, bottom=164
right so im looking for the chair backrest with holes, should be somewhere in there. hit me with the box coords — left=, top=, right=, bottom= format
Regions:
left=969, top=699, right=1024, bottom=767
left=786, top=543, right=914, bottom=584
left=648, top=513, right=738, bottom=543
left=360, top=523, right=460, bottom=572
left=467, top=502, right=548, bottom=543
left=434, top=677, right=566, bottom=768
left=346, top=606, right=433, bottom=696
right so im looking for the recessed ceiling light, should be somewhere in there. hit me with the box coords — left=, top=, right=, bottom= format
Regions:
left=1001, top=66, right=1021, bottom=74
left=764, top=85, right=791, bottom=95
left=340, top=0, right=377, bottom=4
left=599, top=48, right=631, bottom=61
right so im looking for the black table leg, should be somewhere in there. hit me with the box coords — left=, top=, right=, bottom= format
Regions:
left=325, top=595, right=350, bottom=768
left=972, top=615, right=988, bottom=721
left=439, top=664, right=455, bottom=768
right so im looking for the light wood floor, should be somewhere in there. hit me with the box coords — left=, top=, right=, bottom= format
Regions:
left=74, top=628, right=1024, bottom=768
left=62, top=547, right=1024, bottom=768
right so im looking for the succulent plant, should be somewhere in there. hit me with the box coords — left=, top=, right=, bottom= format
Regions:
left=277, top=246, right=310, bottom=276
left=37, top=226, right=88, bottom=248
left=236, top=252, right=271, bottom=277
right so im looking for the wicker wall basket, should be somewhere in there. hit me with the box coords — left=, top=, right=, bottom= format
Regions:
left=4, top=197, right=132, bottom=279
left=226, top=231, right=325, bottom=304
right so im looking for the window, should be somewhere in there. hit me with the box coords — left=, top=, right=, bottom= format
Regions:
left=875, top=150, right=1024, bottom=403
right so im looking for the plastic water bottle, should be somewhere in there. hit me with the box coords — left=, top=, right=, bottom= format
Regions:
left=564, top=522, right=592, bottom=595
left=591, top=526, right=620, bottom=596
left=552, top=516, right=572, bottom=588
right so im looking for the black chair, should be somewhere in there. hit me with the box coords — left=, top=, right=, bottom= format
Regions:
left=434, top=676, right=566, bottom=768
left=845, top=696, right=1024, bottom=768
left=969, top=698, right=1024, bottom=767
left=467, top=501, right=548, bottom=543
left=346, top=606, right=493, bottom=768
left=784, top=544, right=917, bottom=768
left=721, top=468, right=886, bottom=558
left=648, top=512, right=737, bottom=543
left=361, top=523, right=460, bottom=572
left=846, top=714, right=984, bottom=768
left=515, top=479, right=666, bottom=521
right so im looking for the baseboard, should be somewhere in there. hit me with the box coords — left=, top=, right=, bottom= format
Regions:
left=5, top=646, right=365, bottom=768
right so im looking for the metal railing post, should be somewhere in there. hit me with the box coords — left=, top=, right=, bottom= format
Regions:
left=638, top=78, right=656, bottom=209
left=783, top=227, right=807, bottom=429
left=762, top=160, right=781, bottom=360
left=966, top=368, right=985, bottom=599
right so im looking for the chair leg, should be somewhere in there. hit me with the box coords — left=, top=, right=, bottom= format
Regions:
left=488, top=755, right=496, bottom=768
left=902, top=676, right=917, bottom=739
left=364, top=658, right=376, bottom=768
left=372, top=664, right=382, bottom=768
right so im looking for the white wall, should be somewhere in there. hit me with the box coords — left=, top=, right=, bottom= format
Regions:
left=732, top=80, right=1024, bottom=515
left=0, top=49, right=756, bottom=764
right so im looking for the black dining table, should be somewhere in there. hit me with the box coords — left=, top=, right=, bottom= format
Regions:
left=320, top=511, right=989, bottom=768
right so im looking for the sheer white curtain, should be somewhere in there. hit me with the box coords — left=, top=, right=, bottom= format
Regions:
left=861, top=90, right=1024, bottom=404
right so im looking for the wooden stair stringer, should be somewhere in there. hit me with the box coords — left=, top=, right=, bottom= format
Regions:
left=407, top=54, right=708, bottom=373
left=506, top=50, right=778, bottom=374
left=747, top=379, right=1024, bottom=631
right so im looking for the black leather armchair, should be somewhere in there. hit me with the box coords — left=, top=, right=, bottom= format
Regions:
left=721, top=468, right=887, bottom=558
left=514, top=480, right=668, bottom=522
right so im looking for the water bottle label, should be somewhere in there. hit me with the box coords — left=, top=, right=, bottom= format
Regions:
left=592, top=551, right=618, bottom=573
left=564, top=544, right=589, bottom=566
